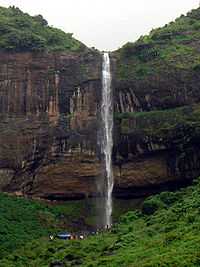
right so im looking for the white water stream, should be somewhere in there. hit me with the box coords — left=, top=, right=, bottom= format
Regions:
left=101, top=52, right=114, bottom=228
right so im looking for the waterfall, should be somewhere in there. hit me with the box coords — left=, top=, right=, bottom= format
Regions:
left=101, top=52, right=114, bottom=228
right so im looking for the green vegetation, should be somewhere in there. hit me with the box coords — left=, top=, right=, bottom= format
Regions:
left=116, top=7, right=200, bottom=80
left=115, top=104, right=200, bottom=137
left=0, top=193, right=140, bottom=260
left=0, top=193, right=95, bottom=258
left=1, top=178, right=200, bottom=266
left=0, top=4, right=200, bottom=267
left=0, top=6, right=86, bottom=52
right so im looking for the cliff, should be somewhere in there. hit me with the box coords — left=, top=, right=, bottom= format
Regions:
left=112, top=7, right=200, bottom=197
left=1, top=6, right=200, bottom=199
left=0, top=50, right=102, bottom=199
left=0, top=6, right=104, bottom=199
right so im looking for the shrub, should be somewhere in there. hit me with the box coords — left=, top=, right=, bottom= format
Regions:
left=142, top=197, right=164, bottom=215
left=120, top=211, right=139, bottom=223
left=159, top=191, right=179, bottom=206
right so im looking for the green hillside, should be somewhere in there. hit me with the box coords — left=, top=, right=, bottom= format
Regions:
left=116, top=7, right=200, bottom=81
left=0, top=6, right=86, bottom=52
left=1, top=178, right=200, bottom=266
left=0, top=193, right=94, bottom=259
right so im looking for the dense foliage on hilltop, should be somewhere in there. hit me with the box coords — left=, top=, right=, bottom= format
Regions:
left=116, top=7, right=200, bottom=80
left=0, top=6, right=86, bottom=52
left=1, top=178, right=200, bottom=266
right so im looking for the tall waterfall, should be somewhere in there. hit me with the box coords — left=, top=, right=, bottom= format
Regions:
left=101, top=52, right=114, bottom=228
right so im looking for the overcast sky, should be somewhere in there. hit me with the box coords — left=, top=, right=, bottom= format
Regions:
left=0, top=0, right=199, bottom=50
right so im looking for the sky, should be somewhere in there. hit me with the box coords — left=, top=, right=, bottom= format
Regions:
left=0, top=0, right=199, bottom=51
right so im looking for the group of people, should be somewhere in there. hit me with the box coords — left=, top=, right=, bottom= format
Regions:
left=49, top=233, right=84, bottom=241
left=49, top=224, right=113, bottom=242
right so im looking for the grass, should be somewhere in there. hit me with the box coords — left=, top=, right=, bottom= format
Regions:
left=1, top=178, right=200, bottom=266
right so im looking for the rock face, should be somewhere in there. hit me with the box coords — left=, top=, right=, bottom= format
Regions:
left=0, top=51, right=103, bottom=199
left=1, top=46, right=200, bottom=199
left=108, top=6, right=200, bottom=197
left=111, top=50, right=200, bottom=197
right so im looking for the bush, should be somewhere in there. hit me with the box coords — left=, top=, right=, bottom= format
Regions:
left=187, top=8, right=200, bottom=20
left=159, top=191, right=179, bottom=206
left=142, top=197, right=164, bottom=215
left=120, top=211, right=139, bottom=223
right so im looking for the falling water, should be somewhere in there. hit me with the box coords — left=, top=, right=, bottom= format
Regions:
left=101, top=52, right=114, bottom=228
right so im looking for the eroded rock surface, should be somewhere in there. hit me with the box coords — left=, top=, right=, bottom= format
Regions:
left=1, top=48, right=200, bottom=199
left=0, top=51, right=103, bottom=199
